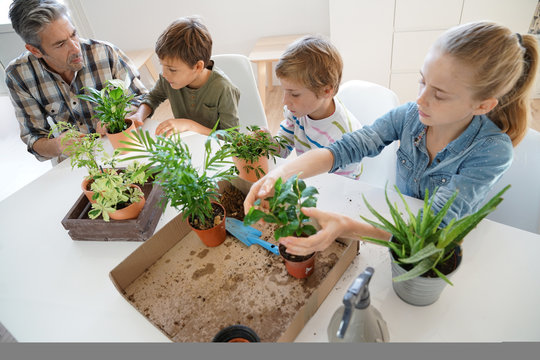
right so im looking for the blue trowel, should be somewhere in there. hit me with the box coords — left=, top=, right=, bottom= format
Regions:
left=225, top=217, right=279, bottom=255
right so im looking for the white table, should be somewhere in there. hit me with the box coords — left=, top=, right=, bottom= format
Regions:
left=1, top=133, right=539, bottom=342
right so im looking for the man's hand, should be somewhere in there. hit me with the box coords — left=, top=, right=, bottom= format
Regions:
left=95, top=121, right=108, bottom=136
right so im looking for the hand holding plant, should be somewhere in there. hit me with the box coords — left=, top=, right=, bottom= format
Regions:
left=77, top=79, right=135, bottom=134
left=243, top=174, right=319, bottom=240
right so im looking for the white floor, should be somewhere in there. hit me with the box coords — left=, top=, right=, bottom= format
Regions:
left=0, top=96, right=52, bottom=202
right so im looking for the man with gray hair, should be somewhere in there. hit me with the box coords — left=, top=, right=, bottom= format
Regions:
left=5, top=0, right=147, bottom=162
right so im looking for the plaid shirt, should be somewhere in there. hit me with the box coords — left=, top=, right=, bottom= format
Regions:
left=5, top=38, right=147, bottom=161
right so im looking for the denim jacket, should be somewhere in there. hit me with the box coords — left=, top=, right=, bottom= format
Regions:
left=327, top=102, right=513, bottom=226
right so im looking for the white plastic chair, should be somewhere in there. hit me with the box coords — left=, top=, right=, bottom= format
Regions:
left=337, top=80, right=400, bottom=188
left=485, top=128, right=540, bottom=234
left=211, top=54, right=268, bottom=131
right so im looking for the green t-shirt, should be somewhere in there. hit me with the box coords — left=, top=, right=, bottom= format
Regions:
left=141, top=61, right=240, bottom=130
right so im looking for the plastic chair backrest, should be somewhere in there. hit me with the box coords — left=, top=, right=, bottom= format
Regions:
left=485, top=128, right=540, bottom=234
left=211, top=54, right=268, bottom=131
left=337, top=80, right=400, bottom=188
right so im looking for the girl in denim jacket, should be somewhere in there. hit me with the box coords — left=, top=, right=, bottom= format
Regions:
left=244, top=21, right=539, bottom=255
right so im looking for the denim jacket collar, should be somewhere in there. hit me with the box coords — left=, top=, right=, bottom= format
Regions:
left=411, top=107, right=485, bottom=156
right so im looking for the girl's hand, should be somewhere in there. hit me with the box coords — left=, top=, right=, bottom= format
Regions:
left=155, top=119, right=191, bottom=137
left=243, top=167, right=286, bottom=214
left=278, top=207, right=348, bottom=256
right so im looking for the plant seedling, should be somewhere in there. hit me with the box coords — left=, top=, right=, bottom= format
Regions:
left=243, top=174, right=319, bottom=240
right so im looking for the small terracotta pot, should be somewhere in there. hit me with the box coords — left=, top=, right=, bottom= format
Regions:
left=279, top=243, right=315, bottom=279
left=108, top=185, right=146, bottom=221
left=81, top=177, right=95, bottom=203
left=189, top=202, right=227, bottom=247
left=212, top=325, right=260, bottom=342
left=107, top=119, right=139, bottom=154
left=232, top=156, right=269, bottom=182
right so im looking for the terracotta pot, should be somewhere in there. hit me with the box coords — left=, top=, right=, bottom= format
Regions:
left=189, top=202, right=227, bottom=247
left=212, top=325, right=260, bottom=342
left=106, top=119, right=139, bottom=154
left=108, top=185, right=146, bottom=221
left=390, top=245, right=462, bottom=306
left=279, top=243, right=315, bottom=279
left=232, top=156, right=268, bottom=183
left=81, top=177, right=95, bottom=203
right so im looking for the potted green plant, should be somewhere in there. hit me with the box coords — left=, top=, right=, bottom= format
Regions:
left=243, top=174, right=319, bottom=278
left=77, top=79, right=139, bottom=152
left=221, top=126, right=290, bottom=182
left=360, top=184, right=510, bottom=306
left=121, top=128, right=236, bottom=247
left=49, top=121, right=149, bottom=222
left=85, top=161, right=149, bottom=221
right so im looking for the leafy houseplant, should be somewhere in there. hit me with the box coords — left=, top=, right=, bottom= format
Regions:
left=121, top=128, right=236, bottom=246
left=221, top=126, right=290, bottom=182
left=360, top=184, right=510, bottom=305
left=86, top=161, right=148, bottom=221
left=243, top=175, right=319, bottom=278
left=77, top=79, right=135, bottom=134
left=49, top=121, right=149, bottom=222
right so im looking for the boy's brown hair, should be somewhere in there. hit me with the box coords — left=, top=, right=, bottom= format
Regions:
left=155, top=16, right=212, bottom=67
left=275, top=35, right=343, bottom=96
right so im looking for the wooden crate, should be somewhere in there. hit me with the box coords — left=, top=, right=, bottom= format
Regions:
left=61, top=181, right=164, bottom=241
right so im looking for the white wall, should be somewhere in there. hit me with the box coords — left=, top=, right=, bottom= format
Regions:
left=75, top=0, right=330, bottom=55
left=329, top=0, right=395, bottom=88
left=330, top=0, right=539, bottom=103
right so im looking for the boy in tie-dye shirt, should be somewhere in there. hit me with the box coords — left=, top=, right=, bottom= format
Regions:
left=274, top=35, right=362, bottom=179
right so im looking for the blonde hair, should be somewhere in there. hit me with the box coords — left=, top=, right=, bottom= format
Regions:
left=155, top=16, right=212, bottom=68
left=436, top=21, right=538, bottom=146
left=275, top=35, right=343, bottom=96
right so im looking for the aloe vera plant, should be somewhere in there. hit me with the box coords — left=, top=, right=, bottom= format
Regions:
left=361, top=184, right=510, bottom=284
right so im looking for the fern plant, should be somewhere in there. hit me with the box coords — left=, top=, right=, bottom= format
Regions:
left=361, top=184, right=510, bottom=284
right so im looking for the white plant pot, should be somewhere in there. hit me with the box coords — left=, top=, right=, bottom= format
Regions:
left=390, top=246, right=462, bottom=306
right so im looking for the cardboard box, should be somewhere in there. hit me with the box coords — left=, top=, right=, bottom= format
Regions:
left=61, top=181, right=164, bottom=241
left=109, top=179, right=358, bottom=341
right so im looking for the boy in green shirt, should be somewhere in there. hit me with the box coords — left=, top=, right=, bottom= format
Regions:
left=131, top=16, right=240, bottom=136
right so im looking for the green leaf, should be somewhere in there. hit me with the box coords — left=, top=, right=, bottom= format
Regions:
left=392, top=256, right=437, bottom=282
left=399, top=243, right=442, bottom=264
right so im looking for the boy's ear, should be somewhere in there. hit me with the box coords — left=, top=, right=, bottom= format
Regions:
left=473, top=97, right=498, bottom=115
left=321, top=85, right=334, bottom=99
left=25, top=44, right=44, bottom=58
left=194, top=60, right=205, bottom=72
